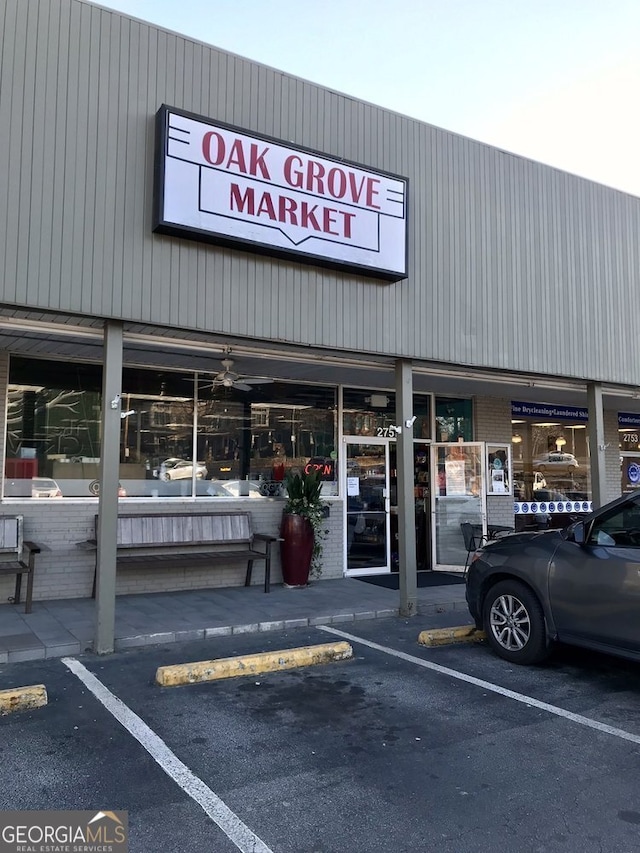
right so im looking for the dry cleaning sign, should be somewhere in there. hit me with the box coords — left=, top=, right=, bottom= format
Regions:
left=154, top=105, right=408, bottom=280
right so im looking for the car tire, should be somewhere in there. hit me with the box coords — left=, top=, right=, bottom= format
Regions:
left=482, top=580, right=549, bottom=665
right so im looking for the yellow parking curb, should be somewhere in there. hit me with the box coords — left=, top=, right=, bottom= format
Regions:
left=418, top=626, right=486, bottom=647
left=155, top=641, right=354, bottom=687
left=0, top=684, right=48, bottom=715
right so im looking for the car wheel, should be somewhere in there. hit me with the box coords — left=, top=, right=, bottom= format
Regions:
left=482, top=580, right=549, bottom=665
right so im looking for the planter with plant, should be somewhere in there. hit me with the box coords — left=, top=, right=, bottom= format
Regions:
left=280, top=468, right=328, bottom=587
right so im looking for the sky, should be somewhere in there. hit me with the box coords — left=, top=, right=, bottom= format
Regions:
left=93, top=0, right=640, bottom=198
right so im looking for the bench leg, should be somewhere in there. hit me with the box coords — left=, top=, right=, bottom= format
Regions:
left=245, top=560, right=254, bottom=588
left=13, top=572, right=22, bottom=606
left=22, top=550, right=37, bottom=614
left=25, top=568, right=34, bottom=615
left=264, top=553, right=271, bottom=594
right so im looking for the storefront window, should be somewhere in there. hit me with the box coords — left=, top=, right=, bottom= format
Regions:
left=5, top=356, right=338, bottom=499
left=342, top=389, right=431, bottom=439
left=343, top=390, right=397, bottom=436
left=511, top=402, right=592, bottom=530
left=118, top=370, right=195, bottom=498
left=618, top=412, right=640, bottom=493
left=435, top=398, right=472, bottom=442
left=5, top=359, right=103, bottom=498
left=197, top=380, right=338, bottom=497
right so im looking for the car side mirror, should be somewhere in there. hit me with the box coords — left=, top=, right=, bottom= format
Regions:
left=572, top=521, right=586, bottom=545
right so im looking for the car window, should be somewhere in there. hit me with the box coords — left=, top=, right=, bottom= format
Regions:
left=589, top=496, right=640, bottom=547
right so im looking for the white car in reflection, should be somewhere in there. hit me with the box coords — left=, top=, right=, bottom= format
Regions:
left=32, top=477, right=63, bottom=498
left=532, top=452, right=579, bottom=474
left=160, top=459, right=208, bottom=480
left=4, top=477, right=63, bottom=498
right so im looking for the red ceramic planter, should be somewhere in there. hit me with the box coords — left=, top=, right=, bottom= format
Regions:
left=280, top=512, right=314, bottom=587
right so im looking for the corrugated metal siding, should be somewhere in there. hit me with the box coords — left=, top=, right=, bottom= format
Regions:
left=1, top=0, right=640, bottom=384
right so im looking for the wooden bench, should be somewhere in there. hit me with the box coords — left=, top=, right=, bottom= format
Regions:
left=85, top=511, right=279, bottom=596
left=0, top=515, right=41, bottom=614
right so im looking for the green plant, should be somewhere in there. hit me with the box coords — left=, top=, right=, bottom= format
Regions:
left=283, top=468, right=328, bottom=578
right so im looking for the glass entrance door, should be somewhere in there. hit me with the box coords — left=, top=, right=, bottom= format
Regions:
left=345, top=440, right=390, bottom=575
left=431, top=442, right=486, bottom=570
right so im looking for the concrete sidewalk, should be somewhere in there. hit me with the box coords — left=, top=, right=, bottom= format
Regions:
left=0, top=577, right=470, bottom=663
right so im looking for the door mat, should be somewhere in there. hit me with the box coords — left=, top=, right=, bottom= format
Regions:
left=354, top=572, right=464, bottom=590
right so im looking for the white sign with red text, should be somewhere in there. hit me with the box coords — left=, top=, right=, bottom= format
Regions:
left=154, top=107, right=408, bottom=280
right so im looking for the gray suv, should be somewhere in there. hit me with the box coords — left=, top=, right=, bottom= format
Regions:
left=466, top=489, right=640, bottom=665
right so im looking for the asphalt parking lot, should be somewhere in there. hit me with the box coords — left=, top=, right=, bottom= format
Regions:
left=3, top=617, right=640, bottom=853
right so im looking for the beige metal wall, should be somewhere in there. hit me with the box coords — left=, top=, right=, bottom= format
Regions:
left=2, top=0, right=640, bottom=385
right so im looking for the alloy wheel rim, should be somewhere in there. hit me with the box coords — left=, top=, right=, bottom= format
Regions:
left=489, top=593, right=531, bottom=651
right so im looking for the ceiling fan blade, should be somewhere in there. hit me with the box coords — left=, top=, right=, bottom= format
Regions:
left=233, top=381, right=254, bottom=392
left=241, top=377, right=272, bottom=385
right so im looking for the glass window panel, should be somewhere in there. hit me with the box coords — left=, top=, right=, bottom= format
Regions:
left=343, top=389, right=396, bottom=436
left=119, top=369, right=195, bottom=498
left=5, top=357, right=338, bottom=500
left=198, top=380, right=338, bottom=498
left=342, top=389, right=431, bottom=441
left=512, top=411, right=591, bottom=531
left=512, top=419, right=590, bottom=503
left=412, top=394, right=432, bottom=441
left=588, top=494, right=640, bottom=546
left=6, top=358, right=103, bottom=498
left=435, top=397, right=472, bottom=442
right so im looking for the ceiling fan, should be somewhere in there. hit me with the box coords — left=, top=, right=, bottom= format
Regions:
left=204, top=350, right=273, bottom=392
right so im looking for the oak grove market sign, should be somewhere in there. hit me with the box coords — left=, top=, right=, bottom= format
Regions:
left=154, top=106, right=408, bottom=280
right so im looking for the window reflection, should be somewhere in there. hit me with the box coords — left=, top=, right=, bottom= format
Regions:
left=196, top=382, right=337, bottom=498
left=511, top=418, right=590, bottom=504
left=119, top=382, right=195, bottom=498
left=5, top=357, right=338, bottom=499
left=435, top=397, right=472, bottom=442
left=342, top=389, right=432, bottom=440
left=5, top=361, right=103, bottom=498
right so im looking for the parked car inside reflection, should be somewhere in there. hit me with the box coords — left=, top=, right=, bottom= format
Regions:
left=159, top=459, right=207, bottom=480
left=532, top=452, right=579, bottom=473
left=32, top=477, right=63, bottom=498
left=4, top=477, right=63, bottom=498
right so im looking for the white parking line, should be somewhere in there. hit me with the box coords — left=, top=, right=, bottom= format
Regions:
left=61, top=657, right=274, bottom=853
left=318, top=626, right=640, bottom=746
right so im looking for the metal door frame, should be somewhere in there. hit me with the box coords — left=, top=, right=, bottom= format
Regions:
left=343, top=436, right=392, bottom=576
left=430, top=441, right=487, bottom=571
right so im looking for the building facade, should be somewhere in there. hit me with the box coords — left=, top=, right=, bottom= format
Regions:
left=1, top=0, right=639, bottom=646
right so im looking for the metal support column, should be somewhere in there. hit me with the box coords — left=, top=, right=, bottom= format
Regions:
left=587, top=381, right=607, bottom=510
left=94, top=321, right=124, bottom=654
left=396, top=358, right=417, bottom=617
